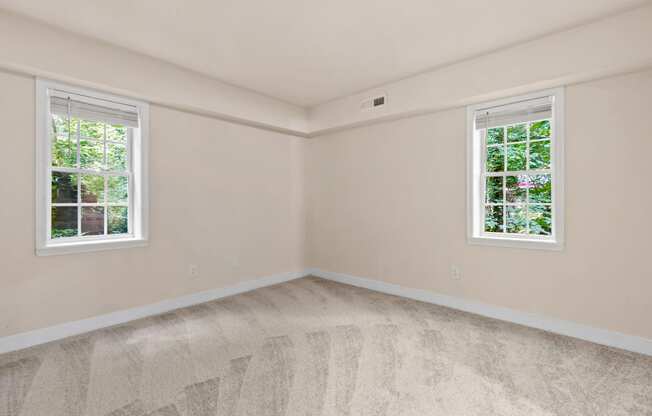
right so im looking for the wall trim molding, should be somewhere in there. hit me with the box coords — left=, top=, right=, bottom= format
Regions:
left=0, top=270, right=310, bottom=354
left=308, top=268, right=652, bottom=356
left=3, top=268, right=650, bottom=356
left=0, top=65, right=310, bottom=138
left=308, top=5, right=652, bottom=135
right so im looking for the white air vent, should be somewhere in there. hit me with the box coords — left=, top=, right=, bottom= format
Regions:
left=360, top=94, right=387, bottom=111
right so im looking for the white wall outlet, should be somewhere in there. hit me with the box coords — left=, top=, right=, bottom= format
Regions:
left=450, top=265, right=462, bottom=280
left=189, top=264, right=200, bottom=278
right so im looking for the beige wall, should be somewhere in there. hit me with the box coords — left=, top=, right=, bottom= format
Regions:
left=0, top=70, right=306, bottom=337
left=1, top=63, right=651, bottom=341
left=306, top=69, right=652, bottom=340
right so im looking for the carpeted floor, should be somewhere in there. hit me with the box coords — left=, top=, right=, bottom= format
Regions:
left=1, top=276, right=651, bottom=416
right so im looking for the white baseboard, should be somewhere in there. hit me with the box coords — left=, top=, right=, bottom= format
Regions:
left=4, top=268, right=650, bottom=357
left=308, top=268, right=652, bottom=357
left=0, top=270, right=310, bottom=355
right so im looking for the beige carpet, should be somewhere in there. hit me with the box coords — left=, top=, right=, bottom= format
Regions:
left=1, top=276, right=651, bottom=416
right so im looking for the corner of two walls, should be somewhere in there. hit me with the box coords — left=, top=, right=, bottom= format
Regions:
left=2, top=63, right=651, bottom=349
left=2, top=5, right=652, bottom=343
left=302, top=5, right=652, bottom=342
left=4, top=69, right=651, bottom=344
left=0, top=8, right=310, bottom=338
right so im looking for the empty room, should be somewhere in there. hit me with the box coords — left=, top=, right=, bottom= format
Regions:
left=1, top=1, right=651, bottom=415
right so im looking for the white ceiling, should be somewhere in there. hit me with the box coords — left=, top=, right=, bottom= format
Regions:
left=0, top=0, right=647, bottom=106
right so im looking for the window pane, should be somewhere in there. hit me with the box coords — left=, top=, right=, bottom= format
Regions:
left=81, top=207, right=104, bottom=236
left=51, top=172, right=78, bottom=203
left=486, top=145, right=504, bottom=172
left=107, top=143, right=127, bottom=171
left=106, top=124, right=127, bottom=143
left=528, top=174, right=552, bottom=203
left=108, top=206, right=128, bottom=234
left=52, top=114, right=77, bottom=139
left=528, top=205, right=552, bottom=235
left=506, top=143, right=526, bottom=171
left=80, top=139, right=105, bottom=170
left=506, top=175, right=527, bottom=203
left=108, top=176, right=128, bottom=203
left=81, top=175, right=105, bottom=203
left=507, top=124, right=526, bottom=142
left=529, top=140, right=550, bottom=169
left=530, top=120, right=550, bottom=140
left=484, top=205, right=503, bottom=233
left=506, top=205, right=527, bottom=234
left=485, top=177, right=503, bottom=203
left=51, top=136, right=77, bottom=168
left=79, top=120, right=104, bottom=139
left=51, top=115, right=77, bottom=168
left=486, top=127, right=503, bottom=145
left=51, top=206, right=77, bottom=238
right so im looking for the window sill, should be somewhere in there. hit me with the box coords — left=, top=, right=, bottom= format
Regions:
left=36, top=237, right=148, bottom=256
left=468, top=235, right=563, bottom=251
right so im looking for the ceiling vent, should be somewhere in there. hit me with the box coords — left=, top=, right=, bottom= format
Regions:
left=360, top=94, right=387, bottom=111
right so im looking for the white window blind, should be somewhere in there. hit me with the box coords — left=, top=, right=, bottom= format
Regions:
left=50, top=90, right=140, bottom=128
left=474, top=96, right=552, bottom=130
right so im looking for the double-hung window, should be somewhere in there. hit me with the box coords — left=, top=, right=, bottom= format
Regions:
left=36, top=80, right=149, bottom=255
left=467, top=88, right=564, bottom=250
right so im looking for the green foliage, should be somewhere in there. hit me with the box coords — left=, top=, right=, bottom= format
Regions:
left=487, top=127, right=504, bottom=145
left=485, top=177, right=503, bottom=203
left=484, top=205, right=503, bottom=232
left=80, top=139, right=104, bottom=170
left=50, top=115, right=130, bottom=239
left=483, top=119, right=553, bottom=237
left=51, top=138, right=77, bottom=168
left=506, top=206, right=527, bottom=233
left=528, top=205, right=552, bottom=235
left=505, top=176, right=527, bottom=202
left=81, top=175, right=105, bottom=203
left=506, top=143, right=526, bottom=171
left=507, top=124, right=526, bottom=142
left=486, top=146, right=504, bottom=172
left=79, top=119, right=103, bottom=139
left=530, top=120, right=550, bottom=139
left=529, top=175, right=551, bottom=203
left=529, top=140, right=550, bottom=169
left=108, top=176, right=129, bottom=203
left=106, top=125, right=127, bottom=142
left=108, top=207, right=128, bottom=234
left=107, top=143, right=127, bottom=171
left=52, top=228, right=77, bottom=238
left=51, top=117, right=128, bottom=171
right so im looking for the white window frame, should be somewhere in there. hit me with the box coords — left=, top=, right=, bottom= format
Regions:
left=35, top=79, right=149, bottom=256
left=466, top=88, right=565, bottom=250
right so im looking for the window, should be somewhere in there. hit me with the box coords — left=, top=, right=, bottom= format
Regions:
left=467, top=88, right=564, bottom=250
left=36, top=80, right=149, bottom=255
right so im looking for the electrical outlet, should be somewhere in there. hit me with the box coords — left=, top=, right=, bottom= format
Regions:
left=450, top=265, right=462, bottom=280
left=189, top=264, right=200, bottom=278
